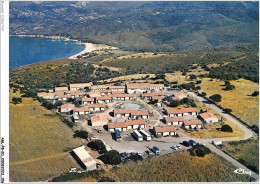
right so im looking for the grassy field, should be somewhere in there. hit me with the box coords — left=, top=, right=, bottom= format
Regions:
left=9, top=89, right=82, bottom=182
left=222, top=138, right=259, bottom=173
left=198, top=78, right=259, bottom=126
left=72, top=152, right=252, bottom=182
left=184, top=97, right=244, bottom=138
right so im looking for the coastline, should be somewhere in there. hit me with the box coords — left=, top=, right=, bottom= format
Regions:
left=10, top=34, right=118, bottom=59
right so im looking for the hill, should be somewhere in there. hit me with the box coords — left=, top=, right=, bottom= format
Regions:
left=10, top=1, right=259, bottom=52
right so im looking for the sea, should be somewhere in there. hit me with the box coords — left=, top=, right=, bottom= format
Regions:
left=9, top=36, right=85, bottom=69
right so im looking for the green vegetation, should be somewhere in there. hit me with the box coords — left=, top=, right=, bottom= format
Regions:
left=209, top=94, right=222, bottom=102
left=190, top=145, right=211, bottom=157
left=224, top=108, right=232, bottom=113
left=12, top=97, right=22, bottom=104
left=251, top=91, right=259, bottom=96
left=87, top=140, right=107, bottom=154
left=169, top=98, right=197, bottom=108
left=223, top=138, right=259, bottom=173
left=100, top=150, right=121, bottom=165
left=105, top=152, right=252, bottom=182
left=52, top=170, right=105, bottom=182
left=224, top=84, right=235, bottom=91
left=99, top=177, right=115, bottom=182
left=221, top=124, right=233, bottom=133
left=73, top=130, right=88, bottom=140
left=126, top=155, right=143, bottom=162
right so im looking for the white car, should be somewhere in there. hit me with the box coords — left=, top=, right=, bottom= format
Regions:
left=176, top=145, right=183, bottom=149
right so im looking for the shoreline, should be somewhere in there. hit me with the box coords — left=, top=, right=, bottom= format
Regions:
left=10, top=34, right=118, bottom=59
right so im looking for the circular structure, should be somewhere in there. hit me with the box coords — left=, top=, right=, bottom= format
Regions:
left=120, top=103, right=141, bottom=110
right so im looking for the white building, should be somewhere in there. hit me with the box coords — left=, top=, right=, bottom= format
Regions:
left=72, top=147, right=97, bottom=171
left=91, top=115, right=108, bottom=126
left=199, top=112, right=218, bottom=123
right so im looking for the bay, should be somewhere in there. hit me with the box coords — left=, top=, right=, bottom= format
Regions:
left=9, top=36, right=85, bottom=69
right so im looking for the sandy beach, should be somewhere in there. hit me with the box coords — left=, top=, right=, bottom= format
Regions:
left=69, top=42, right=118, bottom=59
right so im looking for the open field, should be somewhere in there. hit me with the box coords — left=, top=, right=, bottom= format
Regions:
left=185, top=97, right=244, bottom=138
left=73, top=152, right=251, bottom=182
left=198, top=78, right=259, bottom=126
left=222, top=138, right=259, bottom=173
left=9, top=89, right=82, bottom=182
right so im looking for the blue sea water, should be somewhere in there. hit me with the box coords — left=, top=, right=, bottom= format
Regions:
left=9, top=36, right=85, bottom=69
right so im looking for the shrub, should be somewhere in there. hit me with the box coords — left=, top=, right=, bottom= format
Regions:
left=224, top=108, right=232, bottom=113
left=12, top=97, right=22, bottom=105
left=224, top=81, right=230, bottom=86
left=201, top=92, right=207, bottom=97
left=127, top=155, right=143, bottom=162
left=196, top=86, right=201, bottom=90
left=209, top=94, right=222, bottom=102
left=196, top=80, right=202, bottom=84
left=224, top=85, right=235, bottom=90
left=189, top=74, right=197, bottom=80
left=99, top=177, right=115, bottom=182
left=169, top=100, right=180, bottom=107
left=251, top=91, right=259, bottom=96
left=221, top=124, right=233, bottom=133
left=74, top=130, right=88, bottom=140
left=182, top=72, right=187, bottom=76
left=190, top=145, right=211, bottom=157
left=251, top=125, right=259, bottom=133
left=100, top=150, right=121, bottom=165
left=88, top=140, right=107, bottom=154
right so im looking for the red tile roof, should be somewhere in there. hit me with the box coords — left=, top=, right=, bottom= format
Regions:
left=108, top=122, right=128, bottom=129
left=96, top=96, right=111, bottom=100
left=100, top=90, right=112, bottom=93
left=109, top=86, right=125, bottom=89
left=167, top=108, right=198, bottom=114
left=74, top=107, right=90, bottom=112
left=88, top=104, right=106, bottom=108
left=82, top=97, right=95, bottom=102
left=91, top=115, right=108, bottom=123
left=152, top=96, right=165, bottom=100
left=127, top=83, right=164, bottom=89
left=61, top=103, right=75, bottom=109
left=126, top=119, right=146, bottom=125
left=199, top=113, right=218, bottom=120
left=131, top=110, right=149, bottom=116
left=114, top=109, right=132, bottom=114
left=165, top=116, right=184, bottom=122
left=55, top=86, right=68, bottom=91
left=112, top=91, right=125, bottom=94
left=154, top=126, right=176, bottom=133
left=184, top=120, right=202, bottom=126
left=111, top=94, right=133, bottom=98
left=69, top=82, right=92, bottom=88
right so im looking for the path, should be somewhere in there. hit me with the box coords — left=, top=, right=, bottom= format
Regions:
left=10, top=152, right=69, bottom=166
left=187, top=91, right=255, bottom=141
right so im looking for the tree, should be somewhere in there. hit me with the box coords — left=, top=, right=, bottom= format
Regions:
left=73, top=130, right=88, bottom=139
left=224, top=81, right=230, bottom=86
left=127, top=154, right=143, bottom=162
left=224, top=108, right=232, bottom=113
left=201, top=92, right=207, bottom=97
left=182, top=72, right=187, bottom=76
left=100, top=150, right=121, bottom=165
left=224, top=85, right=235, bottom=90
left=252, top=91, right=259, bottom=96
left=209, top=94, right=222, bottom=102
left=190, top=145, right=211, bottom=157
left=169, top=100, right=180, bottom=107
left=189, top=74, right=197, bottom=80
left=196, top=86, right=201, bottom=90
left=12, top=97, right=22, bottom=105
left=87, top=140, right=107, bottom=154
left=221, top=124, right=233, bottom=132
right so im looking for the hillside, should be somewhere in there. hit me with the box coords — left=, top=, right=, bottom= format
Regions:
left=9, top=89, right=82, bottom=181
left=10, top=1, right=259, bottom=52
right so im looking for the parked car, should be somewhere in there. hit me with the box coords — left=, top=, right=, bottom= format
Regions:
left=182, top=141, right=191, bottom=147
left=176, top=144, right=183, bottom=149
left=120, top=152, right=128, bottom=158
left=189, top=139, right=197, bottom=146
left=146, top=150, right=152, bottom=155
left=136, top=152, right=142, bottom=156
left=152, top=146, right=160, bottom=154
left=171, top=145, right=178, bottom=150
